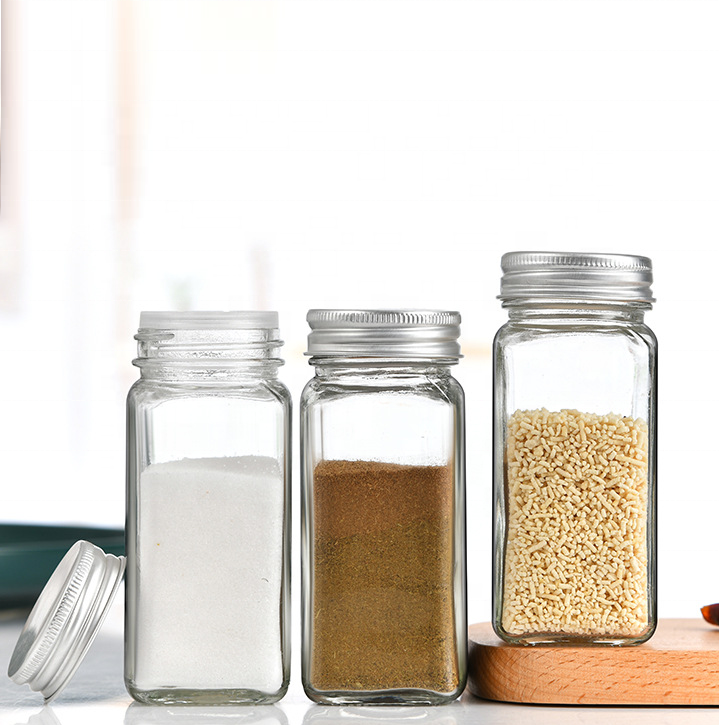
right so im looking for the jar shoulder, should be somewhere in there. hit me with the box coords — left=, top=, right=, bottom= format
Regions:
left=301, top=372, right=464, bottom=407
left=128, top=378, right=291, bottom=410
left=494, top=320, right=657, bottom=349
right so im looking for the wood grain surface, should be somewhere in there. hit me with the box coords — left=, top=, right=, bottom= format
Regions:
left=468, top=619, right=719, bottom=705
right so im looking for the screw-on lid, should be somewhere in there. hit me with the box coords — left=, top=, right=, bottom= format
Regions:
left=499, top=251, right=654, bottom=304
left=7, top=541, right=126, bottom=702
left=306, top=309, right=462, bottom=360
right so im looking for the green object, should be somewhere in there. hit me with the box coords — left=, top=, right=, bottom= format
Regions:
left=0, top=524, right=124, bottom=609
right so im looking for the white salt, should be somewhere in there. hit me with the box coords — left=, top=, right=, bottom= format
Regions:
left=134, top=455, right=285, bottom=692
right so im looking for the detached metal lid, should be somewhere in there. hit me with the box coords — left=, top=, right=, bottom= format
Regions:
left=306, top=309, right=462, bottom=360
left=499, top=251, right=655, bottom=304
left=7, top=541, right=125, bottom=702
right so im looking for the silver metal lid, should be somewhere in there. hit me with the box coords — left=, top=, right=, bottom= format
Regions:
left=499, top=251, right=654, bottom=304
left=306, top=309, right=462, bottom=359
left=8, top=541, right=126, bottom=702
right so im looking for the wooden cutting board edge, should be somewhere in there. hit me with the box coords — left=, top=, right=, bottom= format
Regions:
left=468, top=619, right=719, bottom=706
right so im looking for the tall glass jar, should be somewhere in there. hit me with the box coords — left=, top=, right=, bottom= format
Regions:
left=493, top=253, right=657, bottom=645
left=301, top=310, right=467, bottom=705
left=125, top=312, right=291, bottom=704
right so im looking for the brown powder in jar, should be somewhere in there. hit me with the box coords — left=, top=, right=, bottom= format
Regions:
left=310, top=459, right=459, bottom=694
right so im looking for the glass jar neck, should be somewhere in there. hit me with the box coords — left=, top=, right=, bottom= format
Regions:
left=504, top=299, right=649, bottom=324
left=310, top=357, right=456, bottom=378
left=134, top=328, right=283, bottom=382
left=136, top=360, right=282, bottom=383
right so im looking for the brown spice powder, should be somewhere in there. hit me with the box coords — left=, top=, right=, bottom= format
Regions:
left=310, top=459, right=459, bottom=694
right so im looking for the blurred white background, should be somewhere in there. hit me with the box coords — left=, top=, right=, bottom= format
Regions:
left=1, top=0, right=718, bottom=630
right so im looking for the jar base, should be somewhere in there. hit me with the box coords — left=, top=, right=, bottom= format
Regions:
left=493, top=622, right=656, bottom=647
left=302, top=684, right=463, bottom=706
left=126, top=681, right=288, bottom=705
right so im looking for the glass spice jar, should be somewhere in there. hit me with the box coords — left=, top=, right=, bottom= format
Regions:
left=125, top=312, right=291, bottom=704
left=493, top=252, right=657, bottom=645
left=301, top=309, right=467, bottom=705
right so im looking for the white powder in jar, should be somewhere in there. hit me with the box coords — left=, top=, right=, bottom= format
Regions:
left=134, top=455, right=285, bottom=692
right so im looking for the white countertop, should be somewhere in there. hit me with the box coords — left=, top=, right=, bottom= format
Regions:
left=1, top=593, right=718, bottom=725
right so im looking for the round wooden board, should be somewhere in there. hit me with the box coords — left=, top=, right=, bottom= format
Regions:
left=468, top=619, right=719, bottom=705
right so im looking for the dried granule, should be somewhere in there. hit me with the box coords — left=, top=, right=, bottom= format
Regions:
left=501, top=408, right=650, bottom=638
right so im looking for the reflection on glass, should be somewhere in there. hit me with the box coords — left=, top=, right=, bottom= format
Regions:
left=124, top=703, right=288, bottom=725
left=303, top=705, right=460, bottom=725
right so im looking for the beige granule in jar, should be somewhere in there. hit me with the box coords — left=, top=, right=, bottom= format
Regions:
left=502, top=408, right=650, bottom=638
